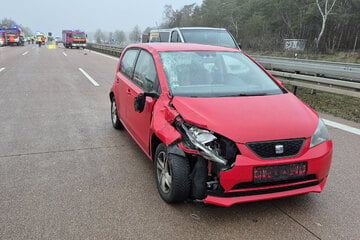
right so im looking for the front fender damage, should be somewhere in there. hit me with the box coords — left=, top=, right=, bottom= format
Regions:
left=150, top=95, right=181, bottom=146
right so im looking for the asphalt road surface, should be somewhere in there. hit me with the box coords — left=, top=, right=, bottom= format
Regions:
left=0, top=44, right=359, bottom=240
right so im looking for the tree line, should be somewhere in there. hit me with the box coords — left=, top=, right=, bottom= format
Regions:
left=160, top=0, right=360, bottom=52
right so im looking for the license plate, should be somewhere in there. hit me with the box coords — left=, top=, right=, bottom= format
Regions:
left=253, top=162, right=307, bottom=183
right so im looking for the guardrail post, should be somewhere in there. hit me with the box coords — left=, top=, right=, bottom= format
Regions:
left=293, top=86, right=298, bottom=95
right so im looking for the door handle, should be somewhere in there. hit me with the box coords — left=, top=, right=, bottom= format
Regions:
left=126, top=89, right=131, bottom=95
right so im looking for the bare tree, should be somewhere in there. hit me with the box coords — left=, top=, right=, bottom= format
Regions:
left=315, top=0, right=337, bottom=49
left=94, top=29, right=105, bottom=44
left=114, top=30, right=126, bottom=44
left=129, top=25, right=141, bottom=43
left=108, top=32, right=113, bottom=43
left=0, top=18, right=16, bottom=27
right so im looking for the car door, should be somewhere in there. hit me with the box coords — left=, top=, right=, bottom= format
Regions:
left=125, top=50, right=160, bottom=153
left=115, top=48, right=139, bottom=128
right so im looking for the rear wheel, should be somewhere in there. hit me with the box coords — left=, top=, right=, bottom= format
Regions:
left=111, top=96, right=124, bottom=130
left=155, top=143, right=190, bottom=203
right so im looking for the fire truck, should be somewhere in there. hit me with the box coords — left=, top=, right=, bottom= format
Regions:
left=35, top=32, right=46, bottom=45
left=0, top=30, right=7, bottom=46
left=3, top=26, right=24, bottom=46
left=62, top=30, right=87, bottom=49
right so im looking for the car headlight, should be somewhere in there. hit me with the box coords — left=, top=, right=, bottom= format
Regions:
left=310, top=119, right=330, bottom=148
left=180, top=122, right=228, bottom=165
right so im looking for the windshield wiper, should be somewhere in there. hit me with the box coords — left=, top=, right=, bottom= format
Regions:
left=238, top=92, right=268, bottom=96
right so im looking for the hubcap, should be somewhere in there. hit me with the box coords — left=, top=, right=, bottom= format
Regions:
left=156, top=151, right=172, bottom=194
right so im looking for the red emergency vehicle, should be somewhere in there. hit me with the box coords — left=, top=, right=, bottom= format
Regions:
left=3, top=26, right=24, bottom=46
left=0, top=30, right=7, bottom=46
left=62, top=30, right=87, bottom=49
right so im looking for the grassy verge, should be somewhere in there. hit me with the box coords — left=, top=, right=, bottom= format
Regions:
left=247, top=50, right=360, bottom=64
left=284, top=84, right=360, bottom=123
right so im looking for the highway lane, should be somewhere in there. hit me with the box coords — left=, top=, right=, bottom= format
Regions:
left=0, top=44, right=359, bottom=240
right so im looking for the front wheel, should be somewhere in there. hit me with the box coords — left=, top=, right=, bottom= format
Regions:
left=155, top=143, right=190, bottom=203
left=111, top=96, right=124, bottom=130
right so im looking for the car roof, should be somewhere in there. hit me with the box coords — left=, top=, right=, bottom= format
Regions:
left=174, top=27, right=227, bottom=31
left=150, top=29, right=171, bottom=33
left=126, top=43, right=241, bottom=53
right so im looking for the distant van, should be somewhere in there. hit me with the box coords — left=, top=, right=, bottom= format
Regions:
left=168, top=27, right=241, bottom=49
left=149, top=29, right=171, bottom=42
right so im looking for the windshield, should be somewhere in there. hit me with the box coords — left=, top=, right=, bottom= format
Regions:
left=160, top=51, right=284, bottom=97
left=72, top=32, right=86, bottom=38
left=4, top=29, right=18, bottom=35
left=181, top=29, right=238, bottom=49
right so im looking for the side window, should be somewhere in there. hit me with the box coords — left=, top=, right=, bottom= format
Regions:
left=171, top=31, right=180, bottom=42
left=133, top=50, right=160, bottom=92
left=119, top=49, right=139, bottom=78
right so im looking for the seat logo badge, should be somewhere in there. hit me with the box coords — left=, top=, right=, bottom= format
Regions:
left=275, top=145, right=284, bottom=154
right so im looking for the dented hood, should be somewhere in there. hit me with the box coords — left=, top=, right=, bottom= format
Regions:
left=171, top=93, right=318, bottom=143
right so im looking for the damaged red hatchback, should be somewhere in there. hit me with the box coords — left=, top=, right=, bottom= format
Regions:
left=110, top=43, right=333, bottom=207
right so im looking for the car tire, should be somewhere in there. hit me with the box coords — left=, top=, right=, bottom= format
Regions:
left=155, top=143, right=190, bottom=203
left=111, top=96, right=124, bottom=130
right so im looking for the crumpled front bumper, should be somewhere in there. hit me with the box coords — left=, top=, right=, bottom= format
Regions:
left=203, top=140, right=333, bottom=207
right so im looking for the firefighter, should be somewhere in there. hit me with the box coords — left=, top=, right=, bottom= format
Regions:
left=27, top=36, right=31, bottom=44
left=31, top=35, right=34, bottom=44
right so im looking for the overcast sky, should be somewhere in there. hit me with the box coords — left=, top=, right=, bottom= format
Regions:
left=1, top=0, right=203, bottom=36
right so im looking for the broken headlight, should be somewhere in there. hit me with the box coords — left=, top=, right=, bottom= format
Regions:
left=178, top=121, right=228, bottom=166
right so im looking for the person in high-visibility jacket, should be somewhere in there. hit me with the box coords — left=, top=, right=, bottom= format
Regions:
left=37, top=36, right=42, bottom=47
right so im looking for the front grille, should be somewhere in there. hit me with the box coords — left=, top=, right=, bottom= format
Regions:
left=247, top=138, right=305, bottom=159
left=73, top=40, right=85, bottom=44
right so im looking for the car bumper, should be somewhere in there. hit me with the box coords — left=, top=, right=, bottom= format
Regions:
left=72, top=43, right=86, bottom=47
left=203, top=140, right=333, bottom=207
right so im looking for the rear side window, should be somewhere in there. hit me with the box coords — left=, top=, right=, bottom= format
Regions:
left=120, top=49, right=139, bottom=78
left=133, top=50, right=159, bottom=92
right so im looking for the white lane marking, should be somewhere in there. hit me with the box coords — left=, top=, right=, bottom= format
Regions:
left=0, top=67, right=5, bottom=72
left=22, top=51, right=29, bottom=56
left=63, top=52, right=67, bottom=56
left=323, top=119, right=360, bottom=136
left=89, top=50, right=119, bottom=61
left=78, top=68, right=99, bottom=86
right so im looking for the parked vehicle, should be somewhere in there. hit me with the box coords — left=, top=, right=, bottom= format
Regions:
left=148, top=29, right=171, bottom=42
left=168, top=27, right=240, bottom=49
left=35, top=32, right=46, bottom=46
left=62, top=30, right=87, bottom=49
left=109, top=43, right=333, bottom=207
left=54, top=36, right=62, bottom=44
left=0, top=30, right=7, bottom=46
left=3, top=26, right=24, bottom=46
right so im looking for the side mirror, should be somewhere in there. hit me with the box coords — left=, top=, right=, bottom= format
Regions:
left=134, top=92, right=159, bottom=113
left=238, top=43, right=242, bottom=49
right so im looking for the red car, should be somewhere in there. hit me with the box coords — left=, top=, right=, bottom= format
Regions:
left=110, top=43, right=333, bottom=207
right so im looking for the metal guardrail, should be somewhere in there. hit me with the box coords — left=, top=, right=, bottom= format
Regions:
left=87, top=43, right=124, bottom=57
left=87, top=43, right=360, bottom=98
left=254, top=55, right=360, bottom=83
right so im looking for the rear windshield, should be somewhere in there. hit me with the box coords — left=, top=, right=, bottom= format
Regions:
left=180, top=29, right=238, bottom=49
left=160, top=51, right=284, bottom=97
left=150, top=32, right=169, bottom=42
